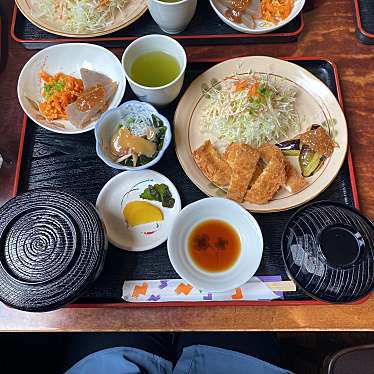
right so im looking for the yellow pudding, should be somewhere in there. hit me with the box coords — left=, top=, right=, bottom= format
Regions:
left=123, top=201, right=163, bottom=227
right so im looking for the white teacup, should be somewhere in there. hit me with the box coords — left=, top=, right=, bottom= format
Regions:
left=122, top=34, right=187, bottom=107
left=147, top=0, right=198, bottom=34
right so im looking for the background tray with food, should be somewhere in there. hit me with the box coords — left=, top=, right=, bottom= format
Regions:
left=11, top=2, right=305, bottom=50
left=353, top=0, right=374, bottom=44
left=0, top=15, right=2, bottom=67
left=12, top=57, right=360, bottom=308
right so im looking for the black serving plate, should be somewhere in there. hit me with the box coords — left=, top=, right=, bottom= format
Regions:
left=353, top=0, right=374, bottom=44
left=15, top=58, right=358, bottom=306
left=11, top=3, right=304, bottom=50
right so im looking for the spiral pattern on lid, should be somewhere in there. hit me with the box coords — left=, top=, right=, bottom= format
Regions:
left=282, top=201, right=374, bottom=303
left=0, top=189, right=107, bottom=312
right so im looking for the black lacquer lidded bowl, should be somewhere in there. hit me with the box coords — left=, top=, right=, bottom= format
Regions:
left=282, top=201, right=374, bottom=303
left=0, top=188, right=107, bottom=312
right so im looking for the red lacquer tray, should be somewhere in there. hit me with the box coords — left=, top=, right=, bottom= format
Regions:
left=12, top=57, right=364, bottom=309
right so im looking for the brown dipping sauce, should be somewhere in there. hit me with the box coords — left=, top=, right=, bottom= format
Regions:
left=225, top=0, right=252, bottom=23
left=75, top=85, right=105, bottom=112
left=188, top=219, right=241, bottom=272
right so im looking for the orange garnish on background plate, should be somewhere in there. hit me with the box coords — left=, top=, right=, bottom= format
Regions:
left=247, top=82, right=260, bottom=97
left=232, top=80, right=249, bottom=92
left=261, top=0, right=293, bottom=24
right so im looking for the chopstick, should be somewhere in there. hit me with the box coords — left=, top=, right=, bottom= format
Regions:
left=266, top=281, right=296, bottom=292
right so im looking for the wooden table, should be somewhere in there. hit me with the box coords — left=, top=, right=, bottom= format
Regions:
left=1, top=0, right=374, bottom=332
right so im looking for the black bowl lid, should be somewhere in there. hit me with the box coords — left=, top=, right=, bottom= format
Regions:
left=282, top=201, right=374, bottom=303
left=0, top=189, right=107, bottom=312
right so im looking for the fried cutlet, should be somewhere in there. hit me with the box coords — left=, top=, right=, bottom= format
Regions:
left=258, top=143, right=306, bottom=193
left=258, top=143, right=284, bottom=163
left=249, top=161, right=265, bottom=187
left=244, top=156, right=286, bottom=204
left=224, top=144, right=260, bottom=202
left=192, top=140, right=231, bottom=187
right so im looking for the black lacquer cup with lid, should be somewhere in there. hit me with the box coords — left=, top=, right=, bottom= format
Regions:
left=0, top=188, right=107, bottom=312
left=282, top=201, right=374, bottom=303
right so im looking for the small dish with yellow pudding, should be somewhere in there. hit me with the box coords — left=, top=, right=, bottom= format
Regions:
left=96, top=170, right=181, bottom=251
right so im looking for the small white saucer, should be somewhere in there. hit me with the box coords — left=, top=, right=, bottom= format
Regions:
left=96, top=170, right=181, bottom=252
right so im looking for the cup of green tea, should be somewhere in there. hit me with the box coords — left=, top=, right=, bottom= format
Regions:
left=122, top=34, right=187, bottom=106
left=147, top=0, right=197, bottom=34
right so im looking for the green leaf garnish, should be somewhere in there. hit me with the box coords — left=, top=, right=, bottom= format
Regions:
left=140, top=183, right=175, bottom=208
left=43, top=79, right=65, bottom=101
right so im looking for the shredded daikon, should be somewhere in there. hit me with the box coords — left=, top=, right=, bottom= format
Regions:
left=200, top=72, right=301, bottom=148
left=119, top=114, right=153, bottom=137
left=30, top=0, right=127, bottom=34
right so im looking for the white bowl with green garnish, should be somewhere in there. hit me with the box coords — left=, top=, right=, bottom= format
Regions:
left=95, top=100, right=171, bottom=170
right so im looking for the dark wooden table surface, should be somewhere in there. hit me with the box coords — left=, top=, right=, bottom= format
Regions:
left=1, top=0, right=374, bottom=331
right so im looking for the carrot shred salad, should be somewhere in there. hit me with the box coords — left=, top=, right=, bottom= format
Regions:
left=261, top=0, right=293, bottom=24
left=39, top=71, right=84, bottom=121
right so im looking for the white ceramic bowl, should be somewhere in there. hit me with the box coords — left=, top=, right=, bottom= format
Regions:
left=210, top=0, right=305, bottom=34
left=17, top=43, right=126, bottom=134
left=121, top=34, right=186, bottom=107
left=167, top=197, right=263, bottom=292
left=95, top=100, right=171, bottom=170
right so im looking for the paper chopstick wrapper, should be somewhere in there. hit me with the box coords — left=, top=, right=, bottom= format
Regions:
left=122, top=276, right=296, bottom=303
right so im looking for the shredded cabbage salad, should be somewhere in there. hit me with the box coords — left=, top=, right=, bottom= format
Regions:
left=31, top=0, right=128, bottom=33
left=200, top=72, right=301, bottom=148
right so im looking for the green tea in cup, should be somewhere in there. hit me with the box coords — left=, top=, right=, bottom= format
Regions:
left=130, top=51, right=180, bottom=87
left=122, top=34, right=187, bottom=106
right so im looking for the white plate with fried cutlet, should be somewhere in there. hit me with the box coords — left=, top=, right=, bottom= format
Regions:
left=174, top=56, right=348, bottom=213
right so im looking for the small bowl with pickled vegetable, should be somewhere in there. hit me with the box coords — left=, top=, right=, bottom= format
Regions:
left=95, top=100, right=171, bottom=170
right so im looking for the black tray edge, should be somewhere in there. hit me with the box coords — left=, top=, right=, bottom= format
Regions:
left=10, top=4, right=305, bottom=49
left=353, top=0, right=374, bottom=44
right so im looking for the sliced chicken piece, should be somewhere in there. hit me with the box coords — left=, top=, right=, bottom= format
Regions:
left=215, top=0, right=259, bottom=27
left=245, top=156, right=286, bottom=204
left=241, top=13, right=255, bottom=28
left=192, top=140, right=232, bottom=187
left=80, top=68, right=113, bottom=89
left=224, top=143, right=260, bottom=202
left=246, top=0, right=261, bottom=18
left=66, top=82, right=118, bottom=128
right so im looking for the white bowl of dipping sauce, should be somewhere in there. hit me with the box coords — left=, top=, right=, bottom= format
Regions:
left=167, top=197, right=263, bottom=292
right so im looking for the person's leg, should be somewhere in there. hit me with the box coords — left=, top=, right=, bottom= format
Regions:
left=62, top=332, right=174, bottom=372
left=175, top=332, right=281, bottom=367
